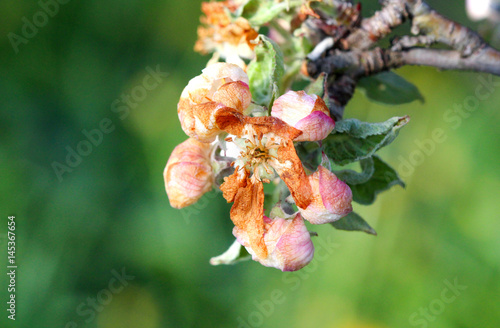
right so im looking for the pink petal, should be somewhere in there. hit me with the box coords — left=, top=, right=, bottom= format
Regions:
left=235, top=214, right=314, bottom=271
left=271, top=91, right=317, bottom=126
left=318, top=166, right=353, bottom=217
left=294, top=111, right=335, bottom=141
left=299, top=166, right=352, bottom=224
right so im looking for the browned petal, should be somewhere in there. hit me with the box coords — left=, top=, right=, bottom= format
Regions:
left=275, top=140, right=312, bottom=209
left=246, top=116, right=303, bottom=141
left=220, top=170, right=247, bottom=203
left=231, top=178, right=267, bottom=259
left=215, top=109, right=303, bottom=140
left=194, top=26, right=215, bottom=55
left=212, top=81, right=251, bottom=112
left=312, top=97, right=330, bottom=116
left=239, top=19, right=260, bottom=49
left=201, top=1, right=232, bottom=26
left=214, top=107, right=246, bottom=137
left=192, top=101, right=219, bottom=126
left=220, top=17, right=259, bottom=48
left=180, top=101, right=230, bottom=142
left=216, top=108, right=302, bottom=140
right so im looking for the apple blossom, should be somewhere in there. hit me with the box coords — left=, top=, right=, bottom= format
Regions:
left=164, top=138, right=214, bottom=208
left=271, top=91, right=335, bottom=141
left=299, top=165, right=353, bottom=224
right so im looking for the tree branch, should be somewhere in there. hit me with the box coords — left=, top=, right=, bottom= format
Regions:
left=345, top=0, right=409, bottom=50
left=395, top=47, right=500, bottom=75
left=305, top=0, right=500, bottom=119
left=308, top=46, right=500, bottom=79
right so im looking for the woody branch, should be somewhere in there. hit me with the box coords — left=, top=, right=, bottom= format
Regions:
left=306, top=0, right=500, bottom=118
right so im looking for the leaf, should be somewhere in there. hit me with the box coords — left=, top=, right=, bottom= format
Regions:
left=295, top=141, right=322, bottom=172
left=323, top=116, right=410, bottom=166
left=357, top=71, right=424, bottom=105
left=348, top=155, right=405, bottom=205
left=247, top=35, right=285, bottom=108
left=331, top=212, right=377, bottom=235
left=240, top=0, right=301, bottom=26
left=209, top=240, right=251, bottom=266
left=305, top=72, right=327, bottom=98
left=335, top=157, right=375, bottom=185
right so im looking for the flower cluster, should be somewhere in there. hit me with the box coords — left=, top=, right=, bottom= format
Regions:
left=194, top=0, right=259, bottom=68
left=164, top=62, right=353, bottom=271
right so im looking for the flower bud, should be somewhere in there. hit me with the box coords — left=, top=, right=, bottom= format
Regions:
left=234, top=214, right=314, bottom=271
left=178, top=63, right=251, bottom=142
left=271, top=91, right=335, bottom=141
left=299, top=166, right=352, bottom=224
left=164, top=138, right=214, bottom=208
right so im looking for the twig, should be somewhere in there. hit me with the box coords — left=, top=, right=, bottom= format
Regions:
left=309, top=47, right=500, bottom=78
left=345, top=0, right=408, bottom=50
left=306, top=0, right=500, bottom=119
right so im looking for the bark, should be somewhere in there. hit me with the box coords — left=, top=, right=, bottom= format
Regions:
left=306, top=0, right=500, bottom=119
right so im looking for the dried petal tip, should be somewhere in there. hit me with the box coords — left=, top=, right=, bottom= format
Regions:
left=235, top=214, right=314, bottom=272
left=164, top=138, right=214, bottom=209
left=299, top=166, right=353, bottom=224
left=271, top=91, right=335, bottom=142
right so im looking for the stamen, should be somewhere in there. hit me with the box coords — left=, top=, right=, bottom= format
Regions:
left=263, top=163, right=273, bottom=174
left=234, top=132, right=280, bottom=180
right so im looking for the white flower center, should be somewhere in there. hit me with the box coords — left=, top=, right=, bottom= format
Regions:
left=227, top=131, right=283, bottom=183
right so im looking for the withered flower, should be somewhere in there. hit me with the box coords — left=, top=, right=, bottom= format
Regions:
left=235, top=214, right=314, bottom=271
left=194, top=1, right=259, bottom=68
left=164, top=138, right=214, bottom=209
left=299, top=165, right=353, bottom=224
left=271, top=90, right=335, bottom=141
left=177, top=62, right=251, bottom=142
left=217, top=108, right=314, bottom=261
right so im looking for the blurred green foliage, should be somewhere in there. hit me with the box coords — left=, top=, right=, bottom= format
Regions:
left=0, top=0, right=499, bottom=327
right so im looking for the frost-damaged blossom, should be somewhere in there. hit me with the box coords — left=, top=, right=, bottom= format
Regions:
left=177, top=62, right=251, bottom=142
left=271, top=90, right=335, bottom=141
left=299, top=165, right=353, bottom=224
left=194, top=1, right=259, bottom=68
left=217, top=108, right=315, bottom=268
left=164, top=138, right=214, bottom=209
left=235, top=214, right=314, bottom=271
left=165, top=62, right=353, bottom=271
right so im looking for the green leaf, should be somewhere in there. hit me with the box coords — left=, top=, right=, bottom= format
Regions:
left=306, top=72, right=327, bottom=98
left=247, top=35, right=285, bottom=108
left=240, top=0, right=301, bottom=25
left=295, top=141, right=322, bottom=172
left=357, top=71, right=424, bottom=105
left=348, top=155, right=405, bottom=205
left=323, top=116, right=410, bottom=165
left=331, top=212, right=377, bottom=235
left=335, top=157, right=375, bottom=185
left=209, top=240, right=251, bottom=266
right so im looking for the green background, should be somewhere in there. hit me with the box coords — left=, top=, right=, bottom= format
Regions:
left=1, top=0, right=499, bottom=327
